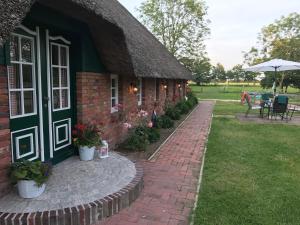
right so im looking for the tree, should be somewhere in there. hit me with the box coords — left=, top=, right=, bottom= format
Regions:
left=244, top=13, right=300, bottom=91
left=226, top=64, right=248, bottom=82
left=193, top=57, right=211, bottom=85
left=259, top=13, right=300, bottom=60
left=211, top=63, right=226, bottom=82
left=138, top=0, right=210, bottom=61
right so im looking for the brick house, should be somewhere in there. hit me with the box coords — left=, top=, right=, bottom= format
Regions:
left=0, top=0, right=192, bottom=196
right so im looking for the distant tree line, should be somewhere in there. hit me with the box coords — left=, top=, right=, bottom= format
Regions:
left=137, top=1, right=300, bottom=91
left=190, top=61, right=256, bottom=86
left=193, top=12, right=300, bottom=88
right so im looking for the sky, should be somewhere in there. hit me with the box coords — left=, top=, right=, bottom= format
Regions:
left=118, top=0, right=300, bottom=69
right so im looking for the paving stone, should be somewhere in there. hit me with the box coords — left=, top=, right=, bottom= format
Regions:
left=0, top=152, right=136, bottom=213
left=101, top=102, right=214, bottom=225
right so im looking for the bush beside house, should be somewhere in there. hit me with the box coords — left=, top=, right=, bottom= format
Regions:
left=122, top=92, right=198, bottom=152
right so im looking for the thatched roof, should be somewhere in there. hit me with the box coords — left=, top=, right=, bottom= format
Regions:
left=0, top=0, right=192, bottom=80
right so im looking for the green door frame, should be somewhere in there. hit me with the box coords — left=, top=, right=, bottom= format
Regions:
left=8, top=24, right=75, bottom=164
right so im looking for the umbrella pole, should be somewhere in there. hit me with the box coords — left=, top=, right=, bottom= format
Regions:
left=274, top=67, right=277, bottom=95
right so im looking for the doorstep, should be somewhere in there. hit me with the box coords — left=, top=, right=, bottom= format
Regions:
left=0, top=152, right=143, bottom=225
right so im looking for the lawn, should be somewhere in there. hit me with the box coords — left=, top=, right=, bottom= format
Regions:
left=191, top=84, right=300, bottom=103
left=193, top=102, right=300, bottom=225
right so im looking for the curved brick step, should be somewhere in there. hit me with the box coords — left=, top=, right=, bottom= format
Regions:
left=0, top=162, right=143, bottom=225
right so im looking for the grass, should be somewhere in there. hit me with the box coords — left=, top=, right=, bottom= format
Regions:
left=193, top=102, right=300, bottom=225
left=191, top=84, right=300, bottom=103
left=213, top=101, right=246, bottom=115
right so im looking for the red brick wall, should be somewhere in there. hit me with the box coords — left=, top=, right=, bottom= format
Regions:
left=0, top=65, right=11, bottom=197
left=155, top=78, right=168, bottom=113
left=76, top=73, right=185, bottom=149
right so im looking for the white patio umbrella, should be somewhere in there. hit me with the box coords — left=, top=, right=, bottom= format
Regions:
left=244, top=59, right=300, bottom=93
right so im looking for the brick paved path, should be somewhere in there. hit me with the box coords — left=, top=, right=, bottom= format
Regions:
left=100, top=101, right=214, bottom=225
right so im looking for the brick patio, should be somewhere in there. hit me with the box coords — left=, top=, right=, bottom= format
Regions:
left=100, top=101, right=214, bottom=225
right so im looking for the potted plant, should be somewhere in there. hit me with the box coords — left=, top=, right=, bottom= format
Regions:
left=73, top=123, right=102, bottom=161
left=9, top=160, right=51, bottom=199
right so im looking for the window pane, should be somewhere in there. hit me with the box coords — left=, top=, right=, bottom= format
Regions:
left=23, top=65, right=33, bottom=88
left=51, top=45, right=59, bottom=65
left=24, top=91, right=34, bottom=114
left=52, top=68, right=59, bottom=87
left=53, top=90, right=60, bottom=109
left=112, top=99, right=116, bottom=108
left=8, top=64, right=21, bottom=89
left=61, top=89, right=69, bottom=108
left=10, top=91, right=22, bottom=116
left=111, top=88, right=116, bottom=98
left=61, top=68, right=68, bottom=87
left=60, top=47, right=67, bottom=66
left=10, top=36, right=19, bottom=61
left=111, top=79, right=116, bottom=88
left=21, top=38, right=33, bottom=63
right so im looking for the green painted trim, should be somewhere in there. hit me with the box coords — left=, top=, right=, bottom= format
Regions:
left=24, top=3, right=106, bottom=73
left=0, top=47, right=4, bottom=65
left=0, top=44, right=10, bottom=65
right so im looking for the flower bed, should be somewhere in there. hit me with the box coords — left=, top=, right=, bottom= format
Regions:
left=119, top=92, right=199, bottom=156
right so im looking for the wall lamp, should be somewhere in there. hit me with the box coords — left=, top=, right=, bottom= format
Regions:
left=129, top=83, right=139, bottom=94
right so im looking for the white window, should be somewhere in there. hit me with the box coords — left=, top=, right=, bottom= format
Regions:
left=111, top=74, right=119, bottom=113
left=8, top=34, right=37, bottom=118
left=51, top=43, right=70, bottom=111
left=137, top=78, right=142, bottom=106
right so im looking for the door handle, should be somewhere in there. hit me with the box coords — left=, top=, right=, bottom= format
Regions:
left=43, top=96, right=50, bottom=108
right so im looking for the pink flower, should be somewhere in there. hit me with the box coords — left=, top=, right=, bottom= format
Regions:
left=123, top=122, right=132, bottom=129
left=148, top=122, right=153, bottom=128
left=138, top=110, right=148, bottom=118
left=112, top=104, right=123, bottom=111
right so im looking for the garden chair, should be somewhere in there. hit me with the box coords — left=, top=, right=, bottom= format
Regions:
left=286, top=104, right=300, bottom=120
left=261, top=93, right=272, bottom=102
left=270, top=96, right=289, bottom=120
left=260, top=93, right=273, bottom=117
left=245, top=93, right=262, bottom=117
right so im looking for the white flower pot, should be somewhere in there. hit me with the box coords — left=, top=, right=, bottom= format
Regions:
left=17, top=180, right=46, bottom=199
left=79, top=146, right=95, bottom=161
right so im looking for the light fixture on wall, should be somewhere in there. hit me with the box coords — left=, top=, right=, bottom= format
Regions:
left=177, top=83, right=183, bottom=91
left=162, top=82, right=168, bottom=90
left=129, top=83, right=138, bottom=94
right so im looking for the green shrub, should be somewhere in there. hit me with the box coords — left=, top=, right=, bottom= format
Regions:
left=123, top=133, right=149, bottom=151
left=9, top=161, right=52, bottom=186
left=123, top=125, right=161, bottom=151
left=186, top=99, right=194, bottom=109
left=187, top=92, right=198, bottom=106
left=176, top=101, right=190, bottom=114
left=165, top=106, right=181, bottom=120
left=134, top=126, right=149, bottom=139
left=157, top=115, right=174, bottom=129
left=146, top=128, right=160, bottom=143
left=135, top=126, right=160, bottom=143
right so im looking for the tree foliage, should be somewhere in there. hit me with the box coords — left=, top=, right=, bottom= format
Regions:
left=211, top=63, right=226, bottom=81
left=244, top=13, right=300, bottom=91
left=138, top=0, right=210, bottom=61
left=181, top=57, right=211, bottom=85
